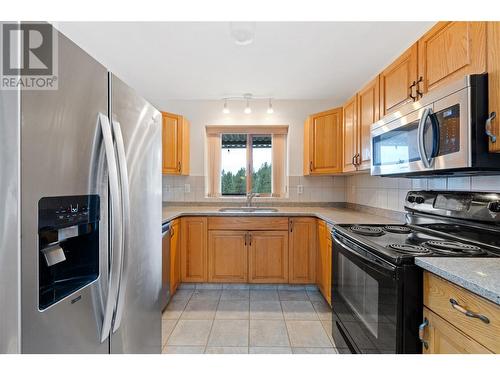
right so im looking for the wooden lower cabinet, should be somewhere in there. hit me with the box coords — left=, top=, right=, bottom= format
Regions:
left=421, top=272, right=499, bottom=354
left=248, top=231, right=289, bottom=283
left=169, top=219, right=181, bottom=295
left=422, top=307, right=492, bottom=354
left=288, top=218, right=316, bottom=284
left=316, top=220, right=332, bottom=305
left=180, top=217, right=207, bottom=282
left=208, top=231, right=248, bottom=283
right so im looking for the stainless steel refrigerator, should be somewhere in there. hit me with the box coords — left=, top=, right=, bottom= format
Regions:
left=0, top=23, right=162, bottom=353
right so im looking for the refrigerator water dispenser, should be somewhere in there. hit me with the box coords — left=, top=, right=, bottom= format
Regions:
left=38, top=195, right=100, bottom=310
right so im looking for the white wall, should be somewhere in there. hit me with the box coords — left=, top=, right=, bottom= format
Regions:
left=161, top=99, right=346, bottom=203
left=161, top=99, right=340, bottom=176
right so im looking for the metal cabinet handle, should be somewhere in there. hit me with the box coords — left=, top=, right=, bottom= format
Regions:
left=416, top=76, right=424, bottom=99
left=486, top=112, right=497, bottom=143
left=355, top=153, right=360, bottom=166
left=409, top=81, right=417, bottom=101
left=248, top=233, right=252, bottom=246
left=449, top=299, right=490, bottom=324
left=309, top=161, right=313, bottom=172
left=290, top=220, right=293, bottom=233
left=351, top=154, right=356, bottom=166
left=419, top=318, right=429, bottom=350
left=244, top=233, right=247, bottom=246
left=178, top=161, right=181, bottom=172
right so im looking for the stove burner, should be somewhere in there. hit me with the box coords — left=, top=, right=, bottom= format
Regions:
left=384, top=225, right=412, bottom=234
left=424, top=240, right=487, bottom=256
left=349, top=225, right=384, bottom=237
left=387, top=244, right=431, bottom=254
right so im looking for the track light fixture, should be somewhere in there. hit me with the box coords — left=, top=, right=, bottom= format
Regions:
left=221, top=94, right=274, bottom=115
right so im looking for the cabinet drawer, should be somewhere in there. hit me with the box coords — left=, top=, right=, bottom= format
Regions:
left=208, top=216, right=289, bottom=231
left=424, top=272, right=500, bottom=353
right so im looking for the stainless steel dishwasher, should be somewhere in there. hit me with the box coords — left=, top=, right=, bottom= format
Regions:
left=161, top=223, right=171, bottom=311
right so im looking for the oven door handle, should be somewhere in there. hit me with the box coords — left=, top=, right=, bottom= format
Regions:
left=332, top=234, right=396, bottom=273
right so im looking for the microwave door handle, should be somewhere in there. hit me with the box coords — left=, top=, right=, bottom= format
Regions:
left=97, top=113, right=123, bottom=343
left=431, top=111, right=440, bottom=160
left=418, top=107, right=432, bottom=168
left=110, top=120, right=131, bottom=334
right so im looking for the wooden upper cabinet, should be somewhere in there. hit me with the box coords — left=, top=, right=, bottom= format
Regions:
left=304, top=107, right=343, bottom=175
left=248, top=231, right=289, bottom=283
left=208, top=231, right=248, bottom=283
left=342, top=95, right=358, bottom=173
left=380, top=44, right=418, bottom=116
left=288, top=218, right=316, bottom=284
left=418, top=22, right=486, bottom=95
left=357, top=76, right=380, bottom=170
left=487, top=22, right=500, bottom=153
left=162, top=112, right=190, bottom=175
left=169, top=219, right=181, bottom=295
left=180, top=217, right=207, bottom=282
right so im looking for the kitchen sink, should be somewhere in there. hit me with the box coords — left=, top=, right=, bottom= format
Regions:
left=218, top=207, right=279, bottom=213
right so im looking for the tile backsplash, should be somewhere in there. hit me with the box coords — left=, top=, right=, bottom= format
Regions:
left=163, top=172, right=500, bottom=211
left=345, top=173, right=500, bottom=212
left=162, top=175, right=345, bottom=203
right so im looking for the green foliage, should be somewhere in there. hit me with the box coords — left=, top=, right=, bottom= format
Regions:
left=221, top=162, right=272, bottom=195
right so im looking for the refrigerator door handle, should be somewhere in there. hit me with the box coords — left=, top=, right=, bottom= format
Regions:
left=97, top=113, right=124, bottom=343
left=111, top=119, right=131, bottom=333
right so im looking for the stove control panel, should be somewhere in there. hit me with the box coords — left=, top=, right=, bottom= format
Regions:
left=405, top=191, right=500, bottom=222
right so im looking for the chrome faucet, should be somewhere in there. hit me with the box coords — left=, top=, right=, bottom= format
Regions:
left=246, top=192, right=258, bottom=207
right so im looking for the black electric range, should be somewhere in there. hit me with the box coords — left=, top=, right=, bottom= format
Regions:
left=331, top=190, right=500, bottom=354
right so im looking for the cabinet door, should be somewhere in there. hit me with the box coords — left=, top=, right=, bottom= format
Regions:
left=325, top=234, right=332, bottom=305
left=306, top=108, right=343, bottom=175
left=248, top=231, right=289, bottom=283
left=342, top=95, right=358, bottom=173
left=357, top=77, right=380, bottom=171
left=422, top=308, right=492, bottom=354
left=380, top=44, right=418, bottom=116
left=169, top=219, right=180, bottom=295
left=208, top=231, right=248, bottom=283
left=487, top=22, right=500, bottom=153
left=289, top=218, right=316, bottom=284
left=418, top=22, right=486, bottom=95
left=162, top=112, right=180, bottom=174
left=180, top=217, right=207, bottom=282
left=316, top=220, right=331, bottom=305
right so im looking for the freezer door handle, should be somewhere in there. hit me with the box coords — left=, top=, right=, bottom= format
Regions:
left=97, top=113, right=124, bottom=343
left=111, top=119, right=131, bottom=334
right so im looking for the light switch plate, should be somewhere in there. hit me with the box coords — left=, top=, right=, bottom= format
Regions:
left=297, top=185, right=304, bottom=194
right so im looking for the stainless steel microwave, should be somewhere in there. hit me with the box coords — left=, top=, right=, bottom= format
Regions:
left=370, top=74, right=500, bottom=177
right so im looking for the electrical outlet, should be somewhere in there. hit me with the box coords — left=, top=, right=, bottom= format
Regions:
left=184, top=184, right=191, bottom=193
left=297, top=185, right=304, bottom=195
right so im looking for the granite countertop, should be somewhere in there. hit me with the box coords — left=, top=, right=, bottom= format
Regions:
left=162, top=205, right=397, bottom=227
left=415, top=258, right=500, bottom=305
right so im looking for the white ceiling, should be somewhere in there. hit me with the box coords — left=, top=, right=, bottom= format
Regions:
left=56, top=22, right=434, bottom=107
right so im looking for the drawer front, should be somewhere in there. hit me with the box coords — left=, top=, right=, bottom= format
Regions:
left=424, top=272, right=500, bottom=353
left=208, top=216, right=289, bottom=231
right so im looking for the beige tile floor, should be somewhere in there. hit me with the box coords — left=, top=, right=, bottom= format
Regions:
left=161, top=284, right=339, bottom=354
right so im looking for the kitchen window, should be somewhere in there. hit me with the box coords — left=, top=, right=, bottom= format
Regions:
left=206, top=126, right=288, bottom=198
